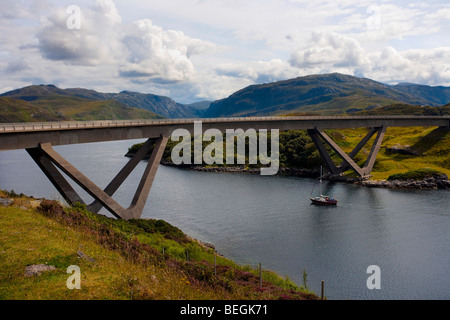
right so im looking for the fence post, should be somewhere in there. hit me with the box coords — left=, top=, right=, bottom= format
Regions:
left=321, top=280, right=324, bottom=300
left=259, top=263, right=262, bottom=289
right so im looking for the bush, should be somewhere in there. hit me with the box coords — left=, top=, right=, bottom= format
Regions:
left=387, top=168, right=446, bottom=181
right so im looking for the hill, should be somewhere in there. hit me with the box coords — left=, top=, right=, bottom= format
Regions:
left=204, top=73, right=450, bottom=117
left=0, top=91, right=163, bottom=123
left=0, top=97, right=64, bottom=122
left=63, top=88, right=204, bottom=118
left=351, top=103, right=450, bottom=116
left=0, top=85, right=201, bottom=120
left=393, top=83, right=450, bottom=106
left=0, top=190, right=318, bottom=300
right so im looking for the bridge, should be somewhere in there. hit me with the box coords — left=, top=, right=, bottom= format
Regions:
left=1, top=115, right=449, bottom=220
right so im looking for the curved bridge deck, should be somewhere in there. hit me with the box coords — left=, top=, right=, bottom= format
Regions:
left=1, top=115, right=449, bottom=151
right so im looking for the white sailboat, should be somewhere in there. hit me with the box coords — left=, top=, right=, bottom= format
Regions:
left=310, top=166, right=337, bottom=205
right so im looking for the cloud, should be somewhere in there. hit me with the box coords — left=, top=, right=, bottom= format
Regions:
left=215, top=59, right=301, bottom=84
left=2, top=0, right=450, bottom=103
left=368, top=46, right=450, bottom=85
left=288, top=30, right=450, bottom=86
left=5, top=60, right=29, bottom=74
left=35, top=1, right=215, bottom=84
left=0, top=0, right=31, bottom=20
left=36, top=0, right=123, bottom=65
left=119, top=19, right=215, bottom=83
left=290, top=32, right=370, bottom=71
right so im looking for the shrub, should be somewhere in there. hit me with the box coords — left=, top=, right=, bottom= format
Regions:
left=387, top=168, right=446, bottom=181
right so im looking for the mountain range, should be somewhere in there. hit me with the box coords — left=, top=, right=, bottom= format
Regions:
left=1, top=73, right=450, bottom=122
left=204, top=73, right=450, bottom=117
left=0, top=85, right=205, bottom=121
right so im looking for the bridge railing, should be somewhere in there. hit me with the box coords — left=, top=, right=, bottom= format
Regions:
left=1, top=115, right=448, bottom=133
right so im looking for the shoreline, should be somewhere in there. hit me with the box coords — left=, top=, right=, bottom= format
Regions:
left=159, top=160, right=450, bottom=190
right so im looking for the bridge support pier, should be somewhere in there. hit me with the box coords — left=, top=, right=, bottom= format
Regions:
left=26, top=135, right=168, bottom=220
left=307, top=126, right=387, bottom=177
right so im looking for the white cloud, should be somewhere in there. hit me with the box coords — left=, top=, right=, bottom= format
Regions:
left=36, top=0, right=123, bottom=65
left=216, top=59, right=301, bottom=84
left=290, top=32, right=370, bottom=71
left=1, top=0, right=450, bottom=103
left=119, top=19, right=215, bottom=83
left=288, top=31, right=450, bottom=86
left=33, top=0, right=215, bottom=84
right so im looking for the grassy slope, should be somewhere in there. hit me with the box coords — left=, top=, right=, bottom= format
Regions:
left=284, top=104, right=450, bottom=180
left=0, top=97, right=64, bottom=122
left=272, top=95, right=399, bottom=116
left=0, top=96, right=163, bottom=123
left=326, top=126, right=450, bottom=180
left=0, top=191, right=318, bottom=300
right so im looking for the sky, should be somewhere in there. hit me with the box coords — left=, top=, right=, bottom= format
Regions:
left=1, top=0, right=450, bottom=103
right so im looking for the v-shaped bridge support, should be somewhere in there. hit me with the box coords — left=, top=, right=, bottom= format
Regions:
left=307, top=126, right=387, bottom=177
left=26, top=135, right=168, bottom=220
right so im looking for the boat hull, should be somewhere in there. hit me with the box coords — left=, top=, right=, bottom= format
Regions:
left=310, top=197, right=337, bottom=205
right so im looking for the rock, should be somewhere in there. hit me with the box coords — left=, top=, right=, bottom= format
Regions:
left=0, top=198, right=13, bottom=207
left=24, top=264, right=57, bottom=277
left=77, top=250, right=96, bottom=263
left=385, top=144, right=420, bottom=156
left=356, top=175, right=450, bottom=189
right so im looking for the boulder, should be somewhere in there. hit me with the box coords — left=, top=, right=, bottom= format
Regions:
left=24, top=264, right=57, bottom=277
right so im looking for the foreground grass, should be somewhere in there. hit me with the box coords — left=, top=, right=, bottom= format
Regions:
left=0, top=191, right=318, bottom=300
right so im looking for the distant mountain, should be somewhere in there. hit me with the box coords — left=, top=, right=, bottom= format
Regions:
left=392, top=83, right=450, bottom=106
left=1, top=85, right=202, bottom=119
left=0, top=85, right=164, bottom=122
left=183, top=101, right=212, bottom=110
left=204, top=73, right=450, bottom=117
left=63, top=88, right=202, bottom=118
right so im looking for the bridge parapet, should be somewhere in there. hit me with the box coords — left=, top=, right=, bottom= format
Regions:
left=1, top=115, right=449, bottom=133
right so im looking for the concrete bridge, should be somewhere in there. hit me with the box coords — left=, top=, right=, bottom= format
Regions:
left=1, top=115, right=449, bottom=220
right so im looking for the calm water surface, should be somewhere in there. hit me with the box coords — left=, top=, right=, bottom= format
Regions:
left=0, top=140, right=449, bottom=300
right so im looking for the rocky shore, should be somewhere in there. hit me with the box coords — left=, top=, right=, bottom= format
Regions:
left=160, top=161, right=450, bottom=190
left=126, top=150, right=449, bottom=190
left=325, top=173, right=450, bottom=190
left=355, top=176, right=450, bottom=189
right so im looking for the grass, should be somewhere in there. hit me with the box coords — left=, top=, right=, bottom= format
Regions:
left=0, top=190, right=318, bottom=300
left=0, top=96, right=163, bottom=123
left=325, top=126, right=450, bottom=180
left=387, top=168, right=445, bottom=181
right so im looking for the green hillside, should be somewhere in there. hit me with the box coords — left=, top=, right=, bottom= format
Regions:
left=0, top=191, right=318, bottom=300
left=352, top=103, right=450, bottom=116
left=0, top=97, right=64, bottom=122
left=326, top=126, right=450, bottom=180
left=1, top=84, right=200, bottom=119
left=0, top=93, right=164, bottom=123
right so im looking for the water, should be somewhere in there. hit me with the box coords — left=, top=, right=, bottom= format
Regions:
left=0, top=140, right=449, bottom=300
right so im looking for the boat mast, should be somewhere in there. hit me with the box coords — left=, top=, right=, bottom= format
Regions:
left=320, top=166, right=323, bottom=195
